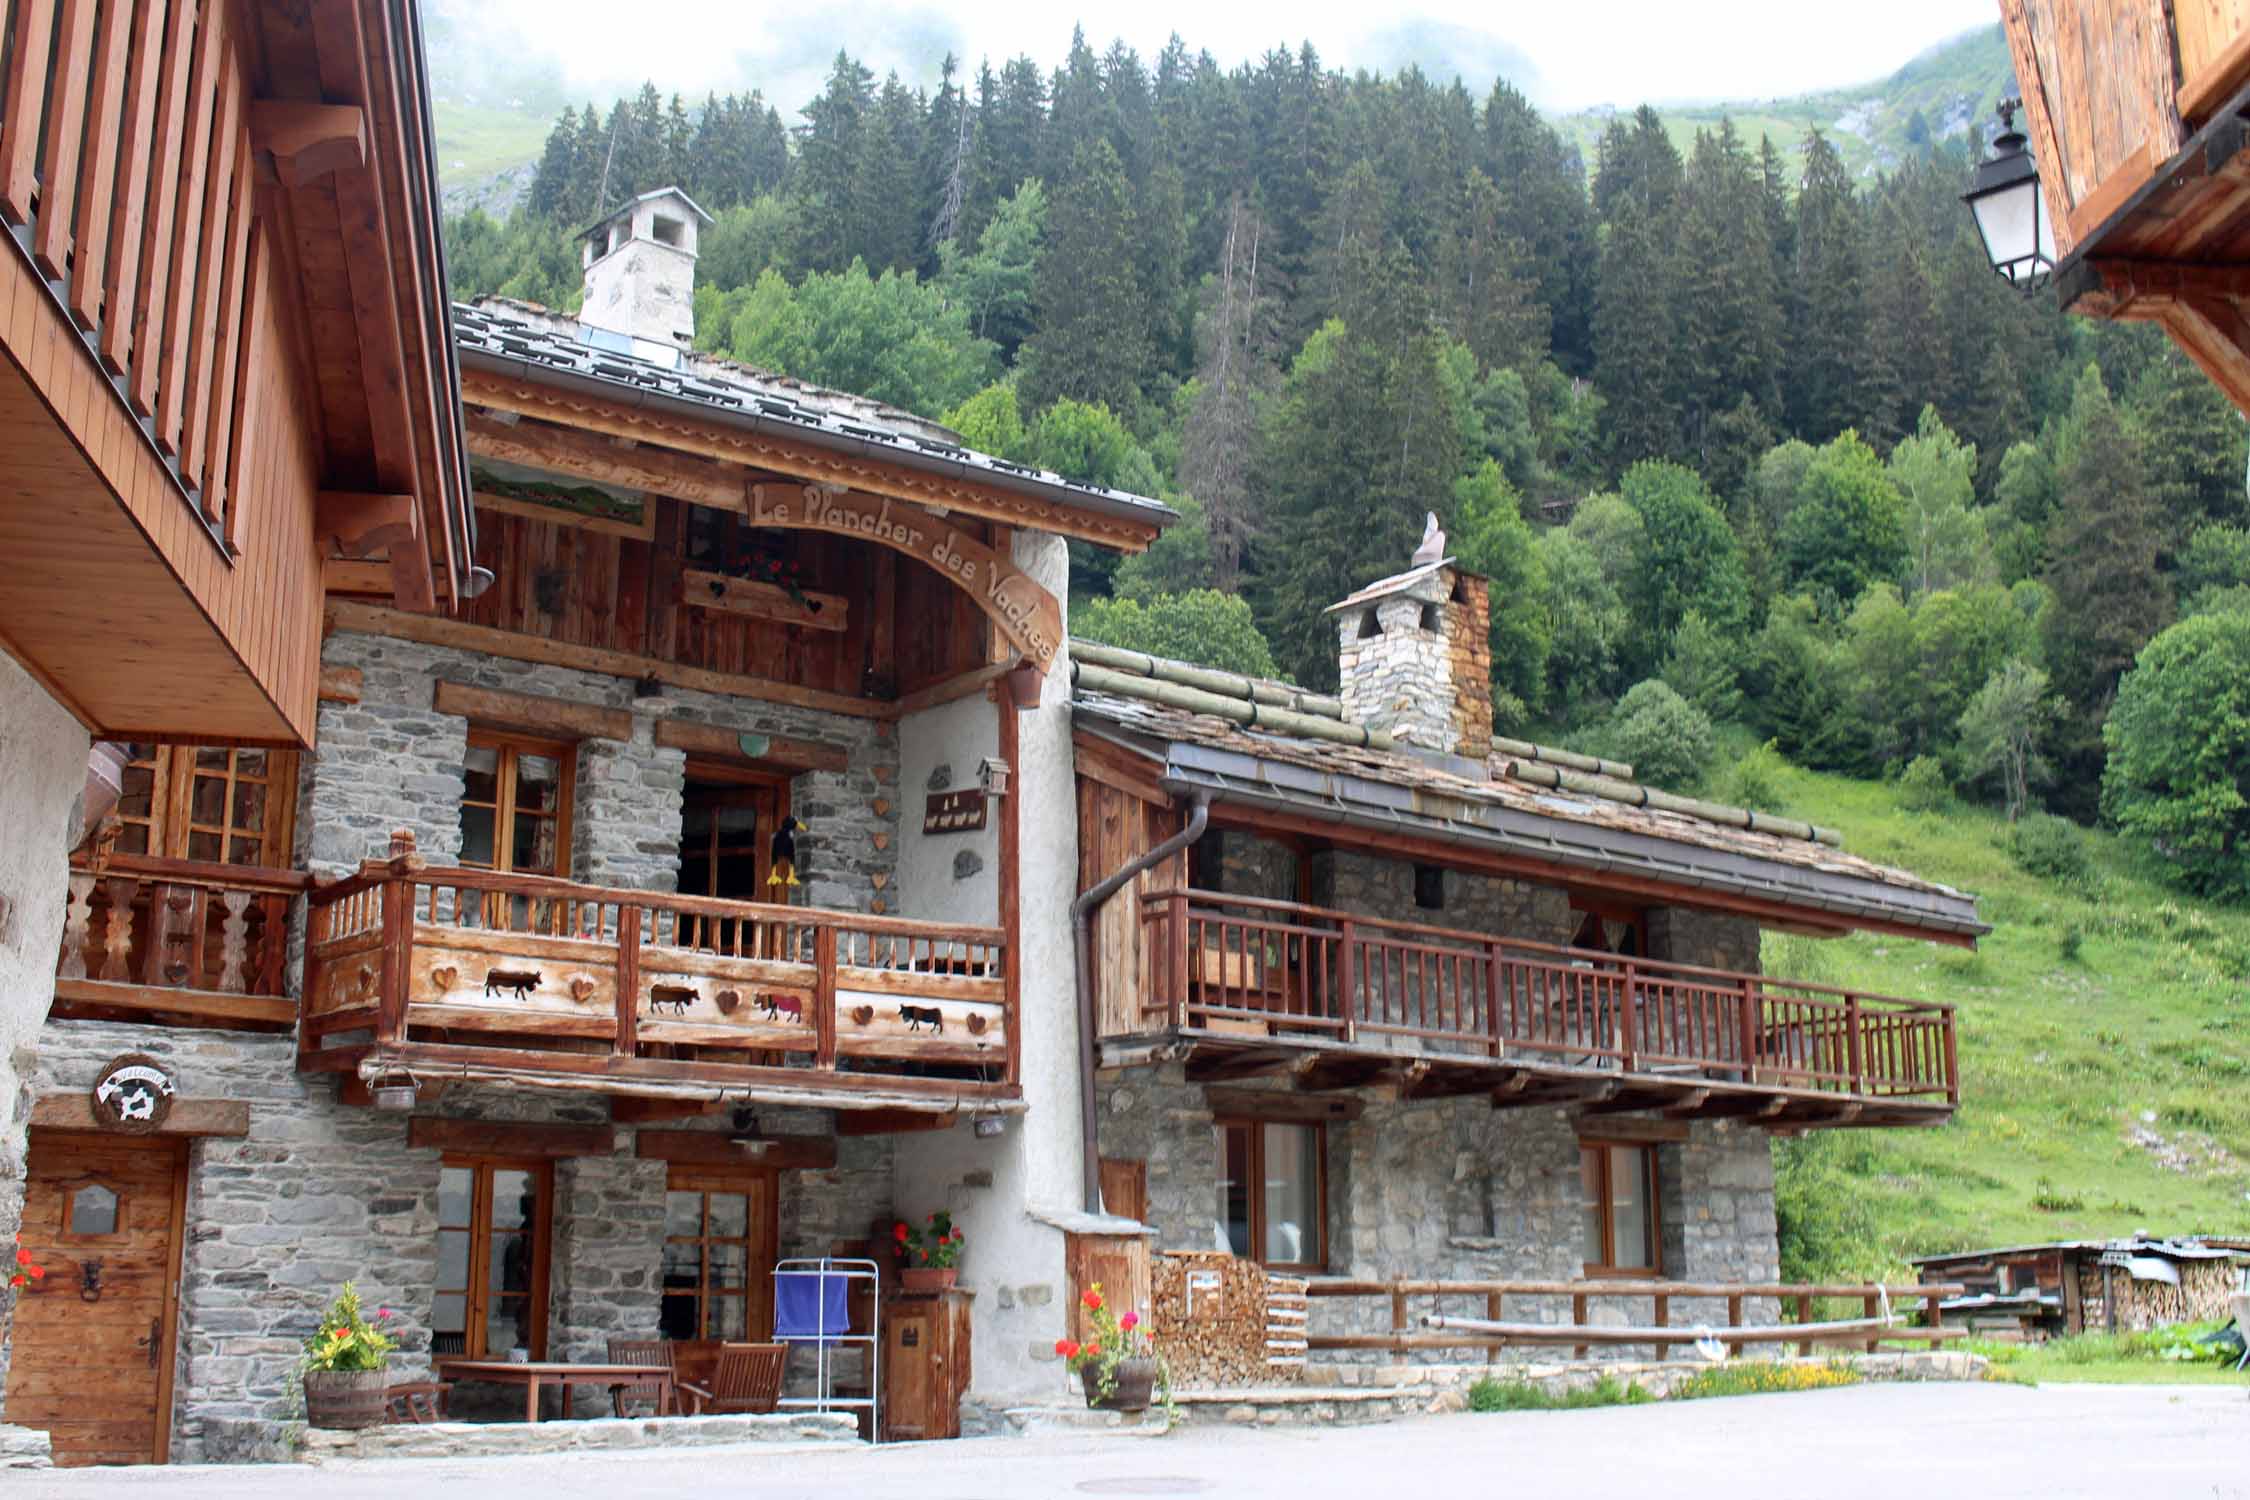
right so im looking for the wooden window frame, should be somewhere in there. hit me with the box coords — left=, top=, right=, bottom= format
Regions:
left=660, top=1166, right=779, bottom=1343
left=1570, top=897, right=1648, bottom=959
left=435, top=1155, right=555, bottom=1361
left=460, top=730, right=576, bottom=878
left=679, top=765, right=790, bottom=903
left=1215, top=1117, right=1327, bottom=1273
left=58, top=1176, right=128, bottom=1241
left=112, top=744, right=298, bottom=867
left=1579, top=1139, right=1663, bottom=1278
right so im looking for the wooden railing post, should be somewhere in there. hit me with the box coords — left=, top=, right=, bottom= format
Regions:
left=1863, top=1291, right=1881, bottom=1354
left=1337, top=917, right=1357, bottom=1045
left=1738, top=978, right=1760, bottom=1084
left=1795, top=1293, right=1814, bottom=1357
left=1390, top=1281, right=1408, bottom=1355
left=1845, top=994, right=1865, bottom=1094
left=813, top=923, right=839, bottom=1068
left=1942, top=1008, right=1960, bottom=1105
left=1486, top=1290, right=1503, bottom=1366
left=1170, top=897, right=1190, bottom=1029
left=1485, top=944, right=1504, bottom=1059
left=1618, top=961, right=1638, bottom=1070
left=1652, top=1292, right=1671, bottom=1361
left=614, top=904, right=642, bottom=1058
left=1926, top=1292, right=1945, bottom=1352
left=376, top=873, right=411, bottom=1044
left=1572, top=1291, right=1589, bottom=1359
left=1727, top=1293, right=1744, bottom=1336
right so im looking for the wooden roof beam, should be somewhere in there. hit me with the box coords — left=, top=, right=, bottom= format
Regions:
left=465, top=405, right=746, bottom=510
left=249, top=100, right=366, bottom=187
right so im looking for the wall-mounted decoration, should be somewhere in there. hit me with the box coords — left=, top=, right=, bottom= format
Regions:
left=924, top=789, right=988, bottom=835
left=686, top=568, right=849, bottom=632
left=769, top=817, right=806, bottom=888
left=89, top=1054, right=176, bottom=1133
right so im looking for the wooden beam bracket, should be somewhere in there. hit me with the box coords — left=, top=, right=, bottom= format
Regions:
left=248, top=99, right=367, bottom=187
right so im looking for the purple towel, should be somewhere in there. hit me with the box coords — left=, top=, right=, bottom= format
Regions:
left=773, top=1272, right=852, bottom=1341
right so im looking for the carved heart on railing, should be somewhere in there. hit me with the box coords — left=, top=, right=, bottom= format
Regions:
left=850, top=1005, right=874, bottom=1026
left=429, top=965, right=458, bottom=993
left=356, top=965, right=376, bottom=999
left=569, top=976, right=597, bottom=1004
left=714, top=989, right=741, bottom=1015
left=965, top=1013, right=988, bottom=1036
left=163, top=961, right=190, bottom=985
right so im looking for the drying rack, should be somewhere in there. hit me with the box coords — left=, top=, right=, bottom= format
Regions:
left=772, top=1256, right=880, bottom=1439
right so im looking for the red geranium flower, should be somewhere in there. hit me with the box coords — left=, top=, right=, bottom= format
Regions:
left=1082, top=1342, right=1100, bottom=1358
left=1119, top=1310, right=1139, bottom=1331
left=893, top=1222, right=909, bottom=1242
left=1082, top=1289, right=1103, bottom=1311
left=1054, top=1339, right=1079, bottom=1358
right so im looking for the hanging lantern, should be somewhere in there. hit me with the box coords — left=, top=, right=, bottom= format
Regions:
left=1963, top=99, right=2056, bottom=294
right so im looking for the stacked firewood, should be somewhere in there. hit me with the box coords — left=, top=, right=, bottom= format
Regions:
left=1149, top=1251, right=1304, bottom=1387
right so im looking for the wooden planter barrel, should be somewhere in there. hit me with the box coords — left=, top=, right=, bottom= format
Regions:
left=900, top=1266, right=958, bottom=1293
left=1081, top=1355, right=1158, bottom=1412
left=303, top=1368, right=391, bottom=1429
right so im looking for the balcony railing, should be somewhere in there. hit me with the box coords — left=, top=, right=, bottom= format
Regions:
left=55, top=851, right=309, bottom=1029
left=3, top=0, right=261, bottom=536
left=1131, top=891, right=1956, bottom=1105
left=301, top=841, right=1014, bottom=1101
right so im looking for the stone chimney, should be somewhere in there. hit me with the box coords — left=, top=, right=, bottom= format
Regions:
left=1327, top=545, right=1493, bottom=764
left=578, top=186, right=712, bottom=356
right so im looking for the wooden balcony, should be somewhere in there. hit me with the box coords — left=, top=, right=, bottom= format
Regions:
left=1116, top=891, right=1957, bottom=1129
left=53, top=852, right=309, bottom=1031
left=299, top=843, right=1018, bottom=1114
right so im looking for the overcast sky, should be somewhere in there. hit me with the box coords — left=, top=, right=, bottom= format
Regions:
left=433, top=0, right=2003, bottom=117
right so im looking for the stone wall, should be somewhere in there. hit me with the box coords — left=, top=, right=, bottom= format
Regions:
left=309, top=630, right=896, bottom=914
left=0, top=655, right=90, bottom=1399
left=1306, top=849, right=1574, bottom=947
left=1094, top=1061, right=1779, bottom=1370
left=1331, top=563, right=1492, bottom=759
left=22, top=1021, right=893, bottom=1458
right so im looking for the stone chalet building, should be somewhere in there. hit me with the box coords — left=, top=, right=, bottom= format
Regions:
left=0, top=175, right=1983, bottom=1466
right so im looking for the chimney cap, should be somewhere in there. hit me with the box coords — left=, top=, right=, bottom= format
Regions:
left=576, top=185, right=716, bottom=241
left=1321, top=557, right=1458, bottom=614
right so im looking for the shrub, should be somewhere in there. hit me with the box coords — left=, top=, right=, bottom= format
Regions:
left=1718, top=741, right=1791, bottom=813
left=1669, top=1361, right=1859, bottom=1400
left=1466, top=1375, right=1652, bottom=1412
left=2009, top=812, right=2089, bottom=882
left=1897, top=755, right=1951, bottom=813
left=2031, top=1178, right=2086, bottom=1212
left=2100, top=611, right=2250, bottom=902
left=2057, top=925, right=2084, bottom=963
left=1607, top=679, right=1715, bottom=791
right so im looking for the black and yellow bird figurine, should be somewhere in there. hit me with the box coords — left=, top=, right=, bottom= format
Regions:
left=768, top=816, right=807, bottom=889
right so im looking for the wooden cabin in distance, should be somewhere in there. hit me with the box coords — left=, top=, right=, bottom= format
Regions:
left=1999, top=0, right=2250, bottom=410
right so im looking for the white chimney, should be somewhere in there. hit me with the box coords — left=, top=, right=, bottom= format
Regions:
left=578, top=186, right=712, bottom=363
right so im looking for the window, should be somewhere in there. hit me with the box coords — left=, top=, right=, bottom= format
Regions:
left=460, top=732, right=573, bottom=878
left=110, top=744, right=296, bottom=866
left=1579, top=1141, right=1661, bottom=1275
left=433, top=1159, right=552, bottom=1359
left=1569, top=899, right=1646, bottom=960
left=680, top=770, right=787, bottom=902
left=64, top=1181, right=121, bottom=1238
left=1419, top=602, right=1441, bottom=633
left=1216, top=1120, right=1324, bottom=1270
left=1413, top=863, right=1446, bottom=911
left=659, top=1168, right=778, bottom=1342
left=651, top=214, right=685, bottom=248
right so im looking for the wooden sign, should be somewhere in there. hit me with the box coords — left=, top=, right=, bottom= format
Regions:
left=924, top=790, right=988, bottom=834
left=684, top=569, right=849, bottom=632
left=748, top=483, right=1062, bottom=670
left=89, top=1054, right=177, bottom=1133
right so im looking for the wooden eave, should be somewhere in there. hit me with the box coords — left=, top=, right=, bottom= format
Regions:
left=240, top=0, right=470, bottom=612
left=457, top=362, right=1165, bottom=553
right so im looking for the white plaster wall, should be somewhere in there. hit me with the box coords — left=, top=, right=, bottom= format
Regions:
left=0, top=652, right=91, bottom=1362
left=894, top=694, right=999, bottom=928
left=892, top=530, right=1081, bottom=1406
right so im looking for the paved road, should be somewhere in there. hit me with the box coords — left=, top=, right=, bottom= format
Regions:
left=14, top=1383, right=2245, bottom=1499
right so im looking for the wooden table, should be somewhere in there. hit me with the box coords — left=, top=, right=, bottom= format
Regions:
left=432, top=1359, right=676, bottom=1423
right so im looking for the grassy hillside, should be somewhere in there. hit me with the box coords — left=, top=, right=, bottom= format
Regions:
left=1753, top=754, right=2250, bottom=1274
left=1551, top=24, right=2018, bottom=176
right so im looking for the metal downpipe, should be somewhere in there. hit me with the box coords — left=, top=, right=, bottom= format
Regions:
left=1070, top=792, right=1210, bottom=1216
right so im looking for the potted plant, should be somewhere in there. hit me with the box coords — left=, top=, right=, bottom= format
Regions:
left=300, top=1282, right=398, bottom=1430
left=1055, top=1284, right=1164, bottom=1412
left=893, top=1212, right=964, bottom=1291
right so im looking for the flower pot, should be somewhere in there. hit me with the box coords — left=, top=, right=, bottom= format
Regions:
left=1081, top=1355, right=1158, bottom=1412
left=900, top=1266, right=957, bottom=1292
left=303, top=1367, right=391, bottom=1430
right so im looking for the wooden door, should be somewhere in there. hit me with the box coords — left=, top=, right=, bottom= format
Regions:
left=6, top=1131, right=187, bottom=1466
left=1099, top=1158, right=1148, bottom=1223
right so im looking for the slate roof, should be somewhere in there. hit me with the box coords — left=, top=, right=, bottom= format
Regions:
left=453, top=298, right=1177, bottom=537
left=1069, top=648, right=1987, bottom=941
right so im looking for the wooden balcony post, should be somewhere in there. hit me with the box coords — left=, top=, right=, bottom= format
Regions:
left=1845, top=994, right=1865, bottom=1095
left=1618, top=961, right=1638, bottom=1071
left=814, top=923, right=839, bottom=1068
left=614, top=904, right=642, bottom=1058
left=1942, top=1009, right=1960, bottom=1105
left=1337, top=917, right=1358, bottom=1045
left=99, top=876, right=137, bottom=981
left=1170, top=897, right=1190, bottom=1029
left=376, top=872, right=410, bottom=1043
left=1738, top=978, right=1760, bottom=1085
left=1485, top=943, right=1503, bottom=1059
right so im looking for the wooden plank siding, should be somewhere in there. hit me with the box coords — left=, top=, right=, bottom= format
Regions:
left=448, top=498, right=991, bottom=702
left=1075, top=770, right=1187, bottom=1040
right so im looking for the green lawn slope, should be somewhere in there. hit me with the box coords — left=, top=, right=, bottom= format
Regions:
left=1754, top=757, right=2250, bottom=1276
